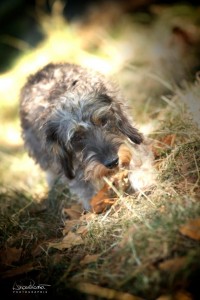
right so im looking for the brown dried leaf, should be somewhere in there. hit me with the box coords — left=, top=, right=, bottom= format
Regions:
left=90, top=167, right=131, bottom=214
left=90, top=184, right=115, bottom=214
left=49, top=232, right=84, bottom=250
left=159, top=257, right=186, bottom=272
left=179, top=218, right=200, bottom=240
left=62, top=204, right=83, bottom=219
left=112, top=169, right=129, bottom=182
left=76, top=225, right=88, bottom=235
left=0, top=247, right=22, bottom=265
left=63, top=219, right=80, bottom=235
left=156, top=290, right=192, bottom=300
left=80, top=254, right=100, bottom=265
left=75, top=282, right=143, bottom=300
left=162, top=134, right=176, bottom=146
left=156, top=296, right=171, bottom=300
left=174, top=291, right=193, bottom=300
left=51, top=253, right=65, bottom=265
left=152, top=134, right=176, bottom=158
left=2, top=262, right=40, bottom=278
left=91, top=197, right=116, bottom=214
left=80, top=212, right=96, bottom=221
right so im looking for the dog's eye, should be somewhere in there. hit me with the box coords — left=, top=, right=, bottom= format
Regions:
left=91, top=116, right=108, bottom=127
left=100, top=117, right=108, bottom=127
left=71, top=132, right=84, bottom=144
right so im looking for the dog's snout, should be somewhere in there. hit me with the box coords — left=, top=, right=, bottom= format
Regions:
left=105, top=157, right=119, bottom=169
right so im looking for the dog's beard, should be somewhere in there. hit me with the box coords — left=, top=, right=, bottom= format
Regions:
left=83, top=143, right=133, bottom=182
left=84, top=160, right=115, bottom=181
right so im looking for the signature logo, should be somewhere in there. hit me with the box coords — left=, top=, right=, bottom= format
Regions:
left=12, top=279, right=51, bottom=294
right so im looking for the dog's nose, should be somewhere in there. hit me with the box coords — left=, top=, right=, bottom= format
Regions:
left=105, top=157, right=119, bottom=169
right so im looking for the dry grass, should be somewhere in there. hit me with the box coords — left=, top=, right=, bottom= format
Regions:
left=0, top=2, right=200, bottom=299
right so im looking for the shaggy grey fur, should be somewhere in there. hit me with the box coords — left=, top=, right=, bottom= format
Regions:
left=19, top=62, right=144, bottom=210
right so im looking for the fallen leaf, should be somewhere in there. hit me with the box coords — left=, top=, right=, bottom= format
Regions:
left=156, top=296, right=171, bottom=300
left=1, top=262, right=40, bottom=278
left=90, top=166, right=131, bottom=214
left=91, top=197, right=116, bottom=214
left=90, top=184, right=115, bottom=214
left=0, top=247, right=22, bottom=265
left=62, top=204, right=83, bottom=219
left=80, top=254, right=100, bottom=265
left=80, top=212, right=96, bottom=221
left=75, top=282, right=143, bottom=300
left=159, top=257, right=186, bottom=272
left=151, top=134, right=176, bottom=158
left=156, top=290, right=192, bottom=300
left=179, top=218, right=200, bottom=240
left=162, top=134, right=176, bottom=146
left=76, top=225, right=88, bottom=235
left=63, top=219, right=80, bottom=235
left=48, top=231, right=84, bottom=250
left=51, top=253, right=65, bottom=265
left=174, top=291, right=193, bottom=300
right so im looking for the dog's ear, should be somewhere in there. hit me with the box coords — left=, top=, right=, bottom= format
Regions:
left=113, top=104, right=143, bottom=144
left=117, top=115, right=143, bottom=144
left=45, top=121, right=75, bottom=179
left=57, top=142, right=75, bottom=179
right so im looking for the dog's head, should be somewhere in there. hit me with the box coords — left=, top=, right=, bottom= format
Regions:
left=44, top=92, right=143, bottom=181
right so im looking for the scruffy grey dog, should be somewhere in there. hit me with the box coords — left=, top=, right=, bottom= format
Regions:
left=20, top=63, right=155, bottom=210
